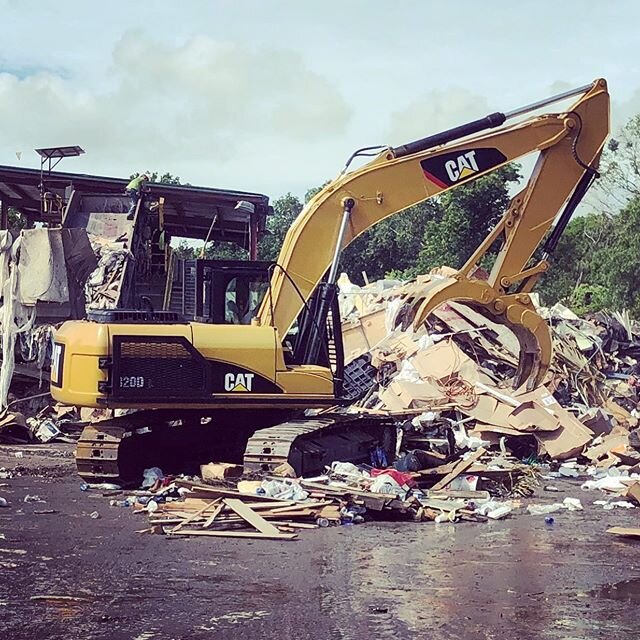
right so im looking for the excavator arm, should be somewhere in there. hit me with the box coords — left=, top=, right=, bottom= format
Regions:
left=258, top=78, right=609, bottom=387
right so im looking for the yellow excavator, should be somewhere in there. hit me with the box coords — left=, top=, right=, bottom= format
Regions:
left=50, top=78, right=609, bottom=483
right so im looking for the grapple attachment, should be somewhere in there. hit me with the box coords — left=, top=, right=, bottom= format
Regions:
left=403, top=275, right=552, bottom=390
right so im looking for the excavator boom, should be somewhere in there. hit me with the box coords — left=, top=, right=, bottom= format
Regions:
left=259, top=79, right=609, bottom=385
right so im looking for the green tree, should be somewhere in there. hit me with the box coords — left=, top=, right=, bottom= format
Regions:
left=129, top=171, right=185, bottom=185
left=8, top=206, right=27, bottom=232
left=594, top=114, right=640, bottom=212
left=416, top=164, right=521, bottom=273
left=569, top=283, right=609, bottom=315
left=593, top=196, right=640, bottom=314
left=173, top=240, right=248, bottom=261
left=537, top=212, right=613, bottom=305
left=258, top=193, right=303, bottom=261
left=340, top=201, right=441, bottom=284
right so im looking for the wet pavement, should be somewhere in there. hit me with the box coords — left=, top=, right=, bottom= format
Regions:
left=0, top=444, right=639, bottom=640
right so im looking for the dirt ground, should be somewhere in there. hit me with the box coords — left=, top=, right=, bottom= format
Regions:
left=0, top=444, right=639, bottom=640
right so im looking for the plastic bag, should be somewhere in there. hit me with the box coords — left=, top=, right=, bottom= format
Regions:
left=260, top=479, right=308, bottom=502
left=141, top=467, right=164, bottom=488
left=369, top=474, right=403, bottom=496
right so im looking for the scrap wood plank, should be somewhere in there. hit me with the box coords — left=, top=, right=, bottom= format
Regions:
left=170, top=529, right=297, bottom=540
left=430, top=448, right=486, bottom=491
left=264, top=503, right=325, bottom=515
left=202, top=501, right=225, bottom=528
left=223, top=498, right=282, bottom=536
left=606, top=527, right=640, bottom=539
left=179, top=483, right=293, bottom=503
left=427, top=489, right=491, bottom=500
left=179, top=498, right=295, bottom=510
left=270, top=520, right=319, bottom=529
left=171, top=498, right=220, bottom=533
left=257, top=508, right=316, bottom=518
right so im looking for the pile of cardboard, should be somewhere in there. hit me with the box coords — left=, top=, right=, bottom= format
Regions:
left=339, top=273, right=640, bottom=471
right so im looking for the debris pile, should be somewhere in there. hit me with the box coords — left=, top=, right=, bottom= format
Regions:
left=339, top=273, right=640, bottom=474
left=84, top=235, right=130, bottom=310
left=0, top=403, right=83, bottom=445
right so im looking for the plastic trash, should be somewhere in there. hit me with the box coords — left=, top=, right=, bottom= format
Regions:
left=562, top=497, right=583, bottom=511
left=594, top=500, right=636, bottom=510
left=141, top=467, right=164, bottom=489
left=527, top=497, right=583, bottom=515
left=109, top=499, right=131, bottom=507
left=544, top=516, right=555, bottom=525
left=369, top=473, right=403, bottom=496
left=23, top=494, right=44, bottom=503
left=527, top=503, right=562, bottom=516
left=89, top=511, right=100, bottom=519
left=330, top=462, right=366, bottom=478
left=34, top=419, right=61, bottom=443
left=544, top=485, right=561, bottom=492
left=260, top=479, right=308, bottom=501
left=449, top=475, right=479, bottom=492
left=146, top=500, right=159, bottom=514
left=434, top=510, right=456, bottom=523
left=84, top=483, right=121, bottom=491
left=559, top=465, right=580, bottom=478
left=0, top=497, right=8, bottom=508
left=485, top=505, right=513, bottom=520
left=581, top=476, right=628, bottom=492
left=477, top=500, right=513, bottom=519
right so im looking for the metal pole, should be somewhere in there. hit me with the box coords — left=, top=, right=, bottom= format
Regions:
left=327, top=198, right=354, bottom=284
left=504, top=82, right=595, bottom=120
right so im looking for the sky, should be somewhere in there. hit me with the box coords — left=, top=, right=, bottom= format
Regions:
left=0, top=0, right=639, bottom=199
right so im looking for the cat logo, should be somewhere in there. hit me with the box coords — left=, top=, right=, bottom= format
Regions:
left=444, top=150, right=479, bottom=183
left=224, top=372, right=255, bottom=392
left=420, top=147, right=507, bottom=189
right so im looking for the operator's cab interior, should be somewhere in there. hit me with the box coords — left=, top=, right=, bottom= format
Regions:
left=193, top=259, right=272, bottom=325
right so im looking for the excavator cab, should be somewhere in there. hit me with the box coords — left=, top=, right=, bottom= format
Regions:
left=192, top=259, right=273, bottom=325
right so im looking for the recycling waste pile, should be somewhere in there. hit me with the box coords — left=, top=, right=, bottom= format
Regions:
left=3, top=270, right=640, bottom=541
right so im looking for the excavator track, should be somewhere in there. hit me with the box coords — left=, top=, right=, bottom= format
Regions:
left=243, top=413, right=396, bottom=476
left=76, top=411, right=396, bottom=484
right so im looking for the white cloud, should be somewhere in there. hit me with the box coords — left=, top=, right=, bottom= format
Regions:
left=0, top=31, right=351, bottom=191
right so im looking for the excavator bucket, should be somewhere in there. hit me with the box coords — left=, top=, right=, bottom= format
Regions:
left=400, top=275, right=552, bottom=390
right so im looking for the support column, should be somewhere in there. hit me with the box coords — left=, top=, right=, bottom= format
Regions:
left=0, top=200, right=7, bottom=230
left=249, top=212, right=258, bottom=260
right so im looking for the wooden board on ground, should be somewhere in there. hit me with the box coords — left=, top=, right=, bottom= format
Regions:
left=223, top=498, right=282, bottom=536
left=607, top=527, right=640, bottom=539
left=430, top=448, right=486, bottom=491
left=170, top=530, right=297, bottom=540
left=171, top=498, right=220, bottom=533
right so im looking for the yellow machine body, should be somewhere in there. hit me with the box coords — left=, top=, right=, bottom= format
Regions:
left=52, top=320, right=334, bottom=409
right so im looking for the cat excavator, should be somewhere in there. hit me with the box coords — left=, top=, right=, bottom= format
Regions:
left=50, top=78, right=609, bottom=483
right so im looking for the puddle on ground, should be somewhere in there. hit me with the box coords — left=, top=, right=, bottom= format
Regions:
left=593, top=578, right=640, bottom=602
